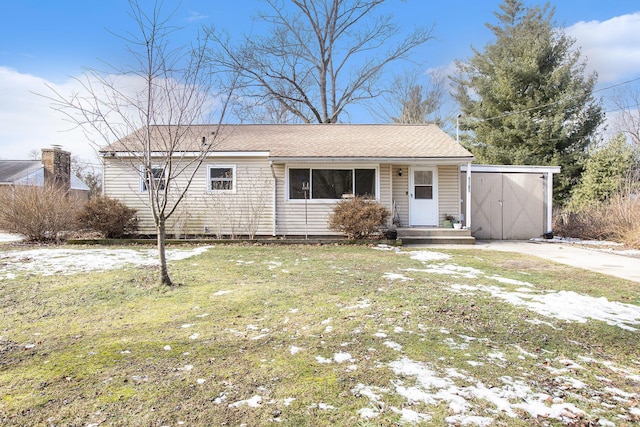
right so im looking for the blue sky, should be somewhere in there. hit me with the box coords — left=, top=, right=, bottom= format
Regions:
left=1, top=0, right=639, bottom=163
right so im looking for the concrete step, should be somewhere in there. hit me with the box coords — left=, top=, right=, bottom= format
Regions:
left=396, top=227, right=475, bottom=245
left=400, top=235, right=476, bottom=245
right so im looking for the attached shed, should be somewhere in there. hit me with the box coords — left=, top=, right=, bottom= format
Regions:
left=461, top=165, right=560, bottom=240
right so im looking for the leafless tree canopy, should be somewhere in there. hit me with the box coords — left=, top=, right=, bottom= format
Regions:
left=208, top=0, right=434, bottom=124
left=383, top=69, right=445, bottom=125
left=611, top=85, right=640, bottom=148
left=45, top=0, right=234, bottom=286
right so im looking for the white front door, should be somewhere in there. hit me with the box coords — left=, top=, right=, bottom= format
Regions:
left=409, top=167, right=438, bottom=226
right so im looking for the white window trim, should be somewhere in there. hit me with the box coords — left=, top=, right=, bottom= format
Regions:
left=285, top=164, right=380, bottom=202
left=207, top=164, right=237, bottom=194
left=139, top=165, right=167, bottom=192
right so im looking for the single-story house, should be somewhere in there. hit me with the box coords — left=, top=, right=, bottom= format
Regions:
left=100, top=124, right=560, bottom=242
left=0, top=146, right=90, bottom=200
left=100, top=124, right=477, bottom=241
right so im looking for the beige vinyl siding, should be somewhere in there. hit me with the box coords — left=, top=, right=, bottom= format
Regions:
left=438, top=165, right=461, bottom=223
left=391, top=165, right=409, bottom=228
left=103, top=157, right=274, bottom=237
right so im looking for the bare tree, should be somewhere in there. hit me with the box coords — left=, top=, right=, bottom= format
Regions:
left=382, top=69, right=446, bottom=125
left=71, top=156, right=102, bottom=198
left=611, top=85, right=640, bottom=148
left=45, top=0, right=233, bottom=286
left=208, top=0, right=434, bottom=124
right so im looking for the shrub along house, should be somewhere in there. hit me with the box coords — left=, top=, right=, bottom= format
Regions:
left=100, top=124, right=476, bottom=242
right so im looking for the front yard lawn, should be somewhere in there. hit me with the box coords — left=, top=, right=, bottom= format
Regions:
left=0, top=244, right=638, bottom=426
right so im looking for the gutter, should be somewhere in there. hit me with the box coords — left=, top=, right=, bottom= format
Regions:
left=268, top=156, right=474, bottom=164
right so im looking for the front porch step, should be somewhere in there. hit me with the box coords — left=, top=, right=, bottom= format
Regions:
left=397, top=227, right=475, bottom=245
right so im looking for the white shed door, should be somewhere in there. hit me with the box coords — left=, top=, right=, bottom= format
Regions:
left=409, top=167, right=438, bottom=226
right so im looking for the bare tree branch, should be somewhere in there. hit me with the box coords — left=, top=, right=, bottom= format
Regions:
left=207, top=0, right=434, bottom=123
left=41, top=0, right=234, bottom=286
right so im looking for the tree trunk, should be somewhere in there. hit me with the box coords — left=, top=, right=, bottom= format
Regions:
left=157, top=219, right=172, bottom=286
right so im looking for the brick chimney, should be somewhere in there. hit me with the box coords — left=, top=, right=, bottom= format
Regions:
left=41, top=145, right=71, bottom=191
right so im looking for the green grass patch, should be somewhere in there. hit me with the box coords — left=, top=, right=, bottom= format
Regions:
left=0, top=244, right=638, bottom=426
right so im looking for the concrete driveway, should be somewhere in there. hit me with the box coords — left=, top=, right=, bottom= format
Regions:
left=424, top=240, right=640, bottom=283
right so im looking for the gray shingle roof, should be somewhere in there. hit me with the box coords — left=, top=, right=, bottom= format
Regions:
left=0, top=160, right=41, bottom=183
left=102, top=124, right=473, bottom=160
left=0, top=160, right=90, bottom=191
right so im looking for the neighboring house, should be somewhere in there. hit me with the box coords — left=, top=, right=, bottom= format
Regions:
left=0, top=146, right=90, bottom=200
left=100, top=124, right=475, bottom=240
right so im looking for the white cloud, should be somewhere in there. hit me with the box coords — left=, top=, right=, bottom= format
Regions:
left=566, top=12, right=640, bottom=83
left=0, top=66, right=221, bottom=165
left=0, top=66, right=102, bottom=163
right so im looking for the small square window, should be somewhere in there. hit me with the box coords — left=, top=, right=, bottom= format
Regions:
left=208, top=165, right=235, bottom=192
left=141, top=166, right=166, bottom=192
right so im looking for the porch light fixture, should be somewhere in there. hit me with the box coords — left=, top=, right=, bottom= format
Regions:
left=398, top=169, right=403, bottom=177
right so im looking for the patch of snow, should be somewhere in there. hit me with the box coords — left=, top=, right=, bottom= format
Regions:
left=387, top=357, right=590, bottom=424
left=408, top=251, right=451, bottom=262
left=384, top=341, right=403, bottom=351
left=290, top=346, right=302, bottom=355
left=212, top=290, right=231, bottom=296
left=229, top=395, right=262, bottom=408
left=315, top=356, right=332, bottom=364
left=405, top=265, right=482, bottom=278
left=0, top=233, right=23, bottom=242
left=334, top=352, right=354, bottom=363
left=357, top=407, right=379, bottom=419
left=478, top=286, right=640, bottom=331
left=391, top=407, right=432, bottom=423
left=383, top=272, right=413, bottom=281
left=196, top=378, right=206, bottom=385
left=189, top=333, right=199, bottom=340
left=374, top=244, right=401, bottom=252
left=0, top=246, right=211, bottom=278
left=342, top=299, right=371, bottom=310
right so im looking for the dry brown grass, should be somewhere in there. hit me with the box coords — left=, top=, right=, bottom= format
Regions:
left=555, top=192, right=640, bottom=249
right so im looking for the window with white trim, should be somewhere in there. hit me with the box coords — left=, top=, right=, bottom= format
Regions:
left=208, top=165, right=235, bottom=192
left=140, top=166, right=166, bottom=192
left=288, top=168, right=376, bottom=200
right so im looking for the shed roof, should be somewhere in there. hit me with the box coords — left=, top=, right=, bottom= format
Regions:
left=101, top=124, right=474, bottom=161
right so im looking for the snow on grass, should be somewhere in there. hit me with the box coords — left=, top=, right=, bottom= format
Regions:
left=383, top=272, right=413, bottom=281
left=0, top=233, right=23, bottom=243
left=468, top=284, right=640, bottom=331
left=228, top=395, right=262, bottom=408
left=386, top=357, right=588, bottom=424
left=0, top=246, right=211, bottom=278
left=403, top=248, right=640, bottom=331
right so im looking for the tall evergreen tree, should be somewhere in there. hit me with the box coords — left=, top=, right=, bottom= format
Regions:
left=452, top=0, right=603, bottom=201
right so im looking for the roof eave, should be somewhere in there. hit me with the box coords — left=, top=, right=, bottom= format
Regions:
left=269, top=156, right=475, bottom=164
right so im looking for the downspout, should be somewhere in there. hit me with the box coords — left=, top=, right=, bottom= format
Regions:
left=269, top=161, right=277, bottom=236
left=465, top=162, right=472, bottom=230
